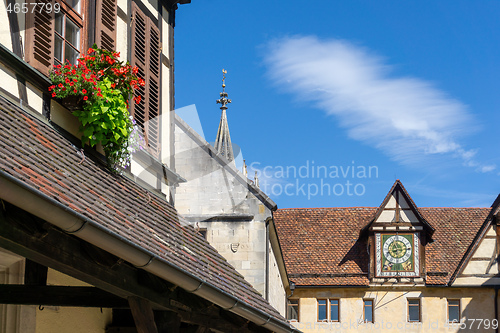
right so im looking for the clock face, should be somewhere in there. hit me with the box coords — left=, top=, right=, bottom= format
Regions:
left=375, top=233, right=419, bottom=277
left=383, top=235, right=412, bottom=264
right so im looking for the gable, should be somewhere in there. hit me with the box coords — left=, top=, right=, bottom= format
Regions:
left=366, top=180, right=434, bottom=235
left=453, top=225, right=499, bottom=286
left=374, top=188, right=420, bottom=224
left=450, top=197, right=500, bottom=287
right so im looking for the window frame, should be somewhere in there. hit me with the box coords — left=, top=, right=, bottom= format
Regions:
left=287, top=299, right=299, bottom=322
left=407, top=298, right=421, bottom=322
left=316, top=298, right=340, bottom=322
left=24, top=0, right=90, bottom=75
left=363, top=299, right=374, bottom=323
left=447, top=299, right=461, bottom=323
left=330, top=298, right=340, bottom=322
left=53, top=0, right=86, bottom=66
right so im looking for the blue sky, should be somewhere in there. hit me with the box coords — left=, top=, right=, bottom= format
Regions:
left=174, top=1, right=500, bottom=209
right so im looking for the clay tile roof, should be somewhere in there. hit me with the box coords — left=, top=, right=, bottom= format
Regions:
left=274, top=207, right=376, bottom=286
left=420, top=207, right=490, bottom=285
left=274, top=206, right=491, bottom=287
left=0, top=96, right=285, bottom=322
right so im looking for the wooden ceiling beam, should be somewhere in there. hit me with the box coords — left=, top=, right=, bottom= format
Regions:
left=0, top=285, right=129, bottom=308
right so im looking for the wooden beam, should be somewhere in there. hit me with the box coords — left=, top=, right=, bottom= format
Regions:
left=128, top=296, right=159, bottom=333
left=24, top=259, right=48, bottom=285
left=0, top=203, right=176, bottom=311
left=0, top=285, right=129, bottom=308
left=0, top=202, right=267, bottom=333
left=155, top=311, right=180, bottom=333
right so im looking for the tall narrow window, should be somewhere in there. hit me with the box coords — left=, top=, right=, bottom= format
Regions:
left=364, top=299, right=373, bottom=323
left=25, top=0, right=87, bottom=74
left=287, top=299, right=299, bottom=321
left=318, top=299, right=327, bottom=321
left=54, top=8, right=81, bottom=66
left=330, top=299, right=339, bottom=322
left=448, top=299, right=460, bottom=322
left=408, top=299, right=420, bottom=322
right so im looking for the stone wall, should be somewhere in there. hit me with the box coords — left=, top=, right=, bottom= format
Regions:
left=290, top=287, right=498, bottom=333
left=174, top=114, right=288, bottom=315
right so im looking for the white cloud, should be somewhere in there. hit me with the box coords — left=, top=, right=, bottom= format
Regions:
left=264, top=36, right=495, bottom=173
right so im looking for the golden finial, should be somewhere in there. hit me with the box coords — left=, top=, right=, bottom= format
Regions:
left=222, top=69, right=227, bottom=90
left=217, top=69, right=231, bottom=110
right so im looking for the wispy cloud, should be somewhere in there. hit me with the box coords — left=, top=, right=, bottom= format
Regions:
left=264, top=36, right=495, bottom=173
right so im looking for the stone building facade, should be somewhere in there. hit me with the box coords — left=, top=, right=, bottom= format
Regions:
left=174, top=109, right=289, bottom=316
left=275, top=180, right=500, bottom=332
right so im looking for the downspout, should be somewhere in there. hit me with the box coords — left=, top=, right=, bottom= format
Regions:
left=265, top=219, right=270, bottom=301
left=0, top=172, right=297, bottom=333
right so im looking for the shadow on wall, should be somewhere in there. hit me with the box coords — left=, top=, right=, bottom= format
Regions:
left=460, top=286, right=498, bottom=333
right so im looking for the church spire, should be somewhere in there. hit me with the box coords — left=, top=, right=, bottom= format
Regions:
left=214, top=69, right=234, bottom=162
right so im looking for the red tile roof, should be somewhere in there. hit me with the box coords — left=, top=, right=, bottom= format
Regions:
left=274, top=206, right=491, bottom=286
left=0, top=96, right=286, bottom=323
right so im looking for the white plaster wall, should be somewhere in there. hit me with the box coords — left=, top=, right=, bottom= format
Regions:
left=268, top=242, right=286, bottom=316
left=26, top=82, right=44, bottom=114
left=131, top=158, right=159, bottom=189
left=116, top=0, right=129, bottom=61
left=139, top=0, right=158, bottom=18
left=0, top=1, right=13, bottom=51
left=0, top=63, right=20, bottom=98
left=160, top=6, right=171, bottom=168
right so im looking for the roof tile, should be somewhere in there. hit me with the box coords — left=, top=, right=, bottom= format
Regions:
left=274, top=205, right=491, bottom=286
left=0, top=96, right=285, bottom=322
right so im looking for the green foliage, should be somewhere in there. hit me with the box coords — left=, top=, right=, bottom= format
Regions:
left=49, top=44, right=145, bottom=173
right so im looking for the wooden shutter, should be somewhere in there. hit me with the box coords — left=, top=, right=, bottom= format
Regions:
left=95, top=0, right=117, bottom=51
left=25, top=0, right=55, bottom=75
left=130, top=3, right=161, bottom=158
left=146, top=19, right=161, bottom=157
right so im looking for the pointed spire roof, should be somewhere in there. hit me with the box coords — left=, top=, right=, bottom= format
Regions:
left=214, top=69, right=234, bottom=162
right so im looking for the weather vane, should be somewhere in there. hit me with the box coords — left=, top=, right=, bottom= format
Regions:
left=216, top=69, right=232, bottom=110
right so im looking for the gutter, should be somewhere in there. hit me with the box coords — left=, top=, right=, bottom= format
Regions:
left=0, top=171, right=297, bottom=333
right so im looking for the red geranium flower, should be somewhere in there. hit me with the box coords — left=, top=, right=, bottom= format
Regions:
left=83, top=96, right=88, bottom=101
left=82, top=89, right=87, bottom=94
left=87, top=48, right=94, bottom=54
left=58, top=83, right=64, bottom=88
left=52, top=92, right=56, bottom=97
